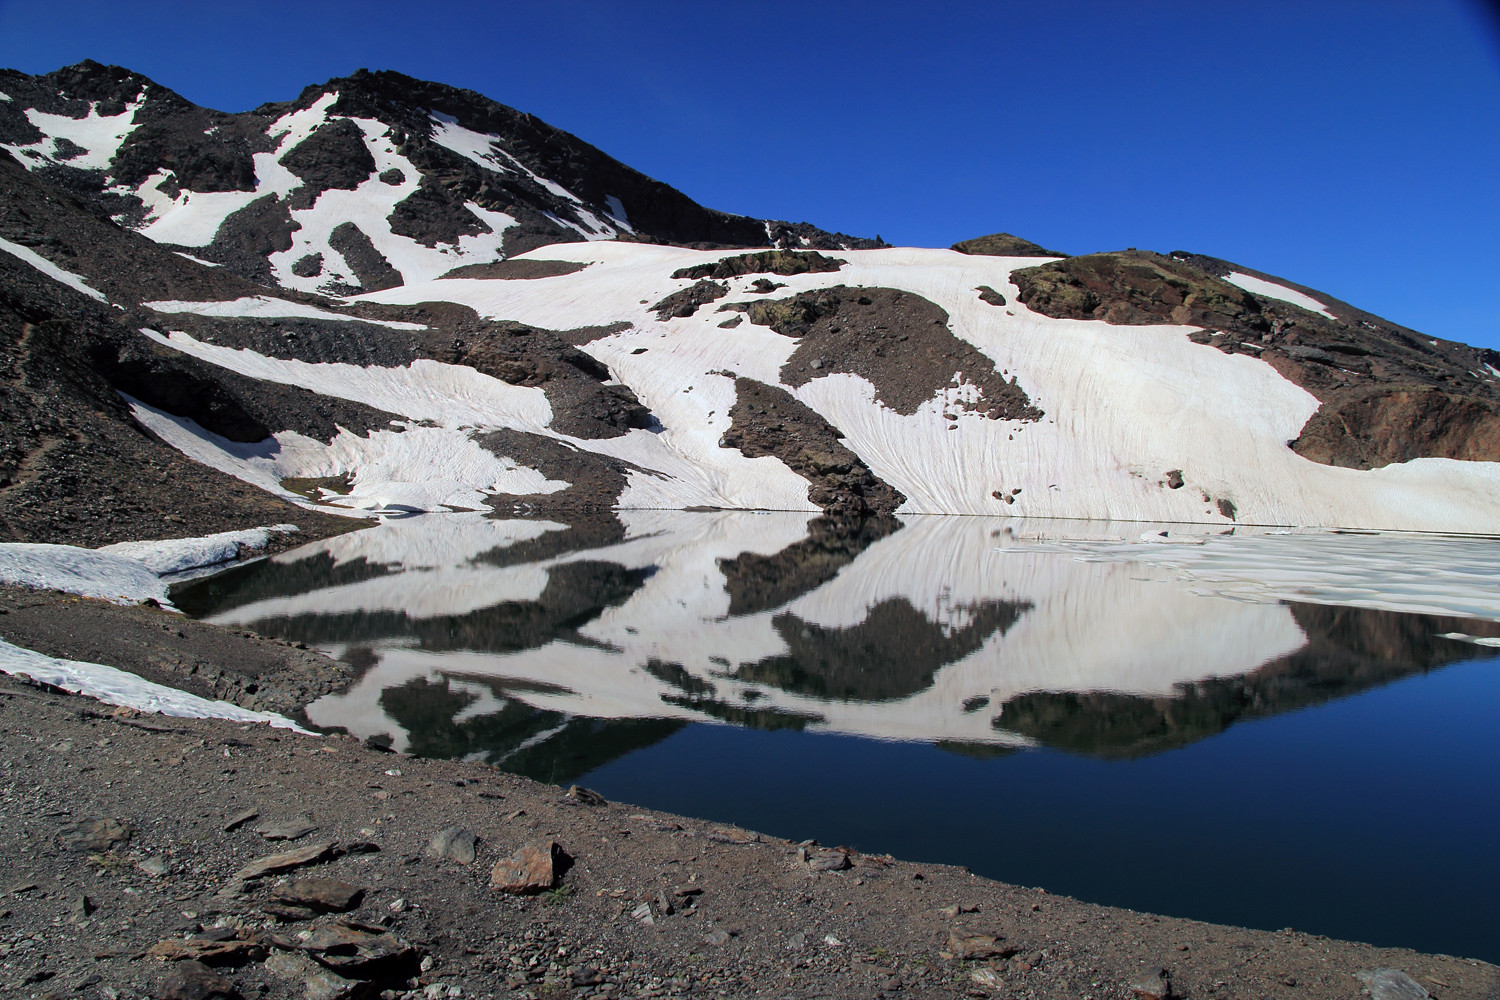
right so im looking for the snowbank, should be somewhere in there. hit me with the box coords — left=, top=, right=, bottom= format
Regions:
left=99, top=524, right=299, bottom=576
left=0, top=638, right=309, bottom=732
left=0, top=543, right=168, bottom=605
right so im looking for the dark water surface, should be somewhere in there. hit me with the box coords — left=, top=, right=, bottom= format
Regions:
left=175, top=511, right=1500, bottom=962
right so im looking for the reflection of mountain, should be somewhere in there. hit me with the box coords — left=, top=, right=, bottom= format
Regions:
left=717, top=515, right=899, bottom=617
left=734, top=597, right=1029, bottom=701
left=378, top=676, right=683, bottom=785
left=174, top=550, right=394, bottom=617
left=221, top=560, right=650, bottom=652
left=183, top=510, right=1500, bottom=772
left=997, top=603, right=1500, bottom=757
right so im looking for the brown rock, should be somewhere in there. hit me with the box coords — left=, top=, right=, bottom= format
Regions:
left=231, top=841, right=337, bottom=883
left=283, top=921, right=417, bottom=975
left=942, top=930, right=1013, bottom=961
left=490, top=840, right=569, bottom=894
left=56, top=816, right=133, bottom=852
left=162, top=960, right=242, bottom=1000
left=147, top=937, right=263, bottom=965
left=273, top=876, right=364, bottom=912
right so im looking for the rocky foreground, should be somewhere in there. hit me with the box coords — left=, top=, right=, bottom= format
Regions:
left=0, top=590, right=1494, bottom=1000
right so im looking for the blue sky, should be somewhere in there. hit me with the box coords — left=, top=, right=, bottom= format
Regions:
left=2, top=0, right=1497, bottom=349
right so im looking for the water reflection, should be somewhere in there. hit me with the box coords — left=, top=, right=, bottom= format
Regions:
left=174, top=511, right=1500, bottom=766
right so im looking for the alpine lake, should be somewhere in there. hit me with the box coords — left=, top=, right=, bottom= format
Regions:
left=172, top=511, right=1500, bottom=964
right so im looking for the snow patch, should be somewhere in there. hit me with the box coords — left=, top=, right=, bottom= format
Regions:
left=265, top=117, right=521, bottom=291
left=145, top=296, right=426, bottom=330
left=1224, top=272, right=1335, bottom=318
left=0, top=543, right=167, bottom=605
left=1, top=98, right=142, bottom=171
left=604, top=195, right=633, bottom=231
left=0, top=236, right=108, bottom=301
left=0, top=638, right=310, bottom=732
left=99, top=525, right=299, bottom=576
left=128, top=93, right=338, bottom=247
left=124, top=389, right=566, bottom=515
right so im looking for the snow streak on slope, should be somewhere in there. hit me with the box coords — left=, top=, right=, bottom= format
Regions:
left=271, top=114, right=517, bottom=291
left=0, top=236, right=109, bottom=301
left=127, top=393, right=566, bottom=515
left=428, top=112, right=621, bottom=240
left=1223, top=271, right=1335, bottom=318
left=136, top=319, right=820, bottom=513
left=145, top=296, right=426, bottom=330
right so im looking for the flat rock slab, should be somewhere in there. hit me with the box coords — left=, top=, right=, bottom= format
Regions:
left=56, top=816, right=133, bottom=852
left=943, top=930, right=1014, bottom=961
left=232, top=841, right=336, bottom=883
left=1358, top=969, right=1431, bottom=1000
left=147, top=936, right=264, bottom=965
left=490, top=840, right=568, bottom=894
left=264, top=949, right=371, bottom=1000
left=252, top=814, right=318, bottom=841
left=273, top=876, right=364, bottom=912
left=278, top=921, right=416, bottom=975
left=161, top=959, right=244, bottom=1000
left=426, top=825, right=477, bottom=865
left=808, top=848, right=851, bottom=872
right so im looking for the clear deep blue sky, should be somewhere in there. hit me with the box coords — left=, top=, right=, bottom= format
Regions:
left=2, top=1, right=1497, bottom=349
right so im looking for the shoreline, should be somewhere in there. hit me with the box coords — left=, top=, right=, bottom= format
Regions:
left=0, top=589, right=1494, bottom=1000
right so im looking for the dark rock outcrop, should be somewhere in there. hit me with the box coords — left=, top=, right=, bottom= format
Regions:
left=720, top=377, right=904, bottom=517
left=952, top=232, right=1067, bottom=257
left=1012, top=250, right=1500, bottom=468
left=730, top=286, right=1042, bottom=420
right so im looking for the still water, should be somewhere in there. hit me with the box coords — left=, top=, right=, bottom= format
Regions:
left=175, top=511, right=1500, bottom=962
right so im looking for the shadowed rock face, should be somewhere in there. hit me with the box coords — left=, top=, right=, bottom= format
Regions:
left=1011, top=250, right=1500, bottom=468
left=992, top=602, right=1500, bottom=758
left=670, top=250, right=846, bottom=280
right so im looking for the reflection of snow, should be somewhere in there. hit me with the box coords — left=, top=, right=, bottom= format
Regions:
left=192, top=512, right=1378, bottom=752
left=1005, top=528, right=1500, bottom=621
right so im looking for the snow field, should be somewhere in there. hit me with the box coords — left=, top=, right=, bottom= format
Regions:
left=359, top=242, right=1500, bottom=531
left=0, top=543, right=168, bottom=605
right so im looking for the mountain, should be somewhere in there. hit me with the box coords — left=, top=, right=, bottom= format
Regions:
left=1, top=59, right=1498, bottom=546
